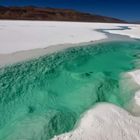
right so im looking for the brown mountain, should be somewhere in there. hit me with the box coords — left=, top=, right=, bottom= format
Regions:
left=0, top=6, right=126, bottom=23
left=131, top=21, right=140, bottom=24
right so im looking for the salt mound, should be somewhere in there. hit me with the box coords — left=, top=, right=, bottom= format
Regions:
left=52, top=103, right=140, bottom=140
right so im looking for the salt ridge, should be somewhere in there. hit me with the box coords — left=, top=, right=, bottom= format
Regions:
left=52, top=103, right=140, bottom=140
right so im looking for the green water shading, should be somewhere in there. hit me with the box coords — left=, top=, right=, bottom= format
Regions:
left=0, top=41, right=140, bottom=139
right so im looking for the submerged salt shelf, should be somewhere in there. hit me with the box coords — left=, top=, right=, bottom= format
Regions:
left=0, top=41, right=140, bottom=140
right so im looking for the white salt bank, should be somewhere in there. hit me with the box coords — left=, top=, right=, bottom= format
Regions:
left=52, top=103, right=140, bottom=140
left=0, top=20, right=140, bottom=54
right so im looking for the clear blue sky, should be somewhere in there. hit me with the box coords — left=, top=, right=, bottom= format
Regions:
left=0, top=0, right=139, bottom=21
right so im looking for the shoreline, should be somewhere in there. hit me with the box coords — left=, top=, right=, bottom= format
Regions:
left=0, top=38, right=137, bottom=68
left=0, top=38, right=129, bottom=68
left=0, top=20, right=139, bottom=68
left=52, top=103, right=140, bottom=140
left=0, top=39, right=107, bottom=68
left=0, top=27, right=137, bottom=68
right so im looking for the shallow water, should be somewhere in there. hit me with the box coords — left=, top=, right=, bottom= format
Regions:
left=0, top=41, right=140, bottom=139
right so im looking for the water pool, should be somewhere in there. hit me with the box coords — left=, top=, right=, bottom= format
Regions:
left=0, top=41, right=140, bottom=139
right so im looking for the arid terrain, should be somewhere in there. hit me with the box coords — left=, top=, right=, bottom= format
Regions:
left=0, top=6, right=126, bottom=23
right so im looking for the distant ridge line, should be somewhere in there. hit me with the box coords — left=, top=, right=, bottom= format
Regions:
left=0, top=6, right=127, bottom=23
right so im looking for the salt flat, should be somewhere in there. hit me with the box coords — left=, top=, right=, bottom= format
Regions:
left=107, top=26, right=140, bottom=39
left=1, top=20, right=140, bottom=140
left=0, top=20, right=139, bottom=54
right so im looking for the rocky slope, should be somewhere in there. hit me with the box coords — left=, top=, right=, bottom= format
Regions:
left=0, top=6, right=126, bottom=23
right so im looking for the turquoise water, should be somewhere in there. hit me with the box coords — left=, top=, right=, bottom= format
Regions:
left=0, top=41, right=140, bottom=139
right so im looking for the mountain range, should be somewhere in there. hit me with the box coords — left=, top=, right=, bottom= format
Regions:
left=0, top=6, right=127, bottom=23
